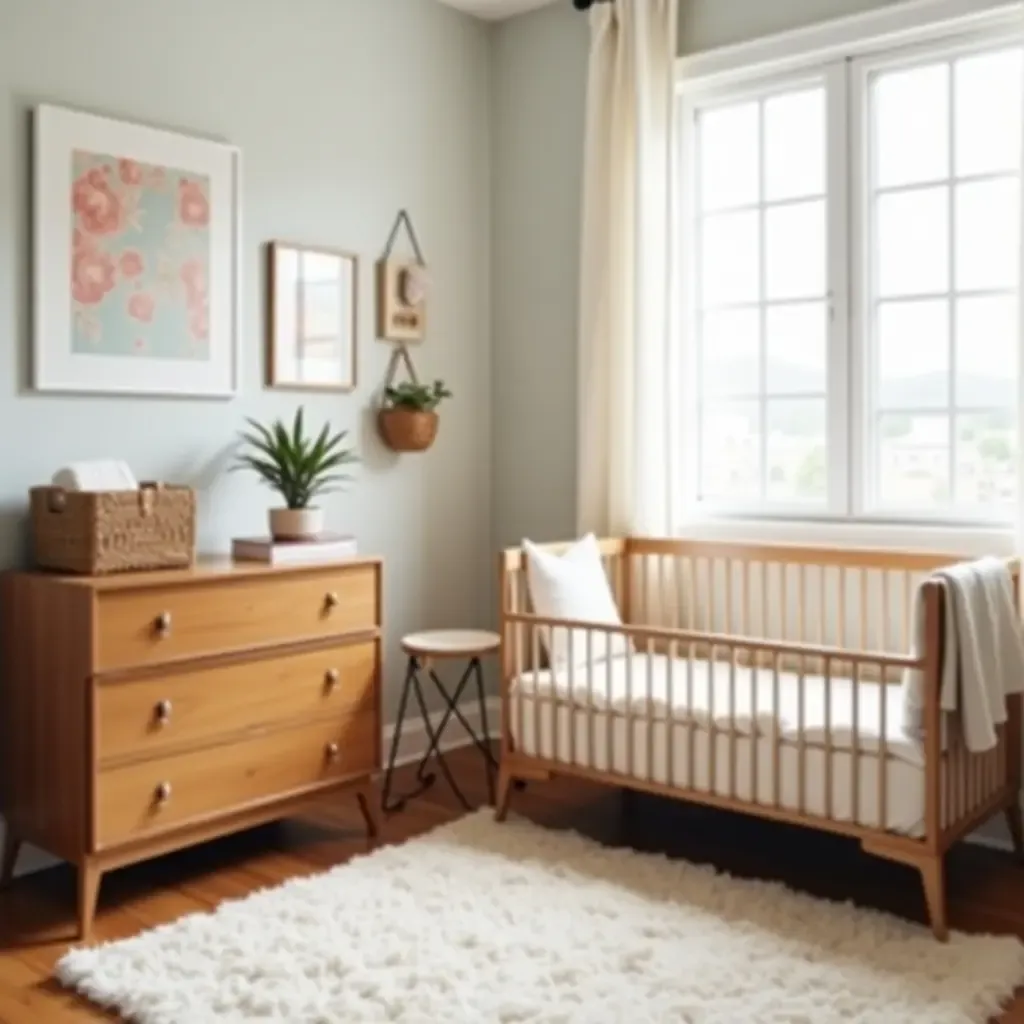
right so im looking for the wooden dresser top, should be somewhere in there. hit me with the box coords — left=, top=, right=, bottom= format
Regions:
left=5, top=555, right=383, bottom=591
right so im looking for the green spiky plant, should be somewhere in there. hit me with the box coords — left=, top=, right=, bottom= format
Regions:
left=234, top=407, right=358, bottom=509
left=383, top=379, right=452, bottom=412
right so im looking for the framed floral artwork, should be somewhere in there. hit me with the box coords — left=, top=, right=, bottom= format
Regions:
left=266, top=241, right=358, bottom=392
left=32, top=104, right=241, bottom=397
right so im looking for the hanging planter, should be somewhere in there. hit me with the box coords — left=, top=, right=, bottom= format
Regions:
left=378, top=380, right=452, bottom=453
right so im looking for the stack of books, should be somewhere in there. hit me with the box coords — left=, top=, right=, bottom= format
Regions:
left=231, top=533, right=358, bottom=566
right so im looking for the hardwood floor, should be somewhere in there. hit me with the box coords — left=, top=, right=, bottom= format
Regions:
left=1, top=746, right=1024, bottom=1022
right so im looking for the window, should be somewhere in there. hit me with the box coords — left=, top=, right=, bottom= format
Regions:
left=680, top=13, right=1023, bottom=528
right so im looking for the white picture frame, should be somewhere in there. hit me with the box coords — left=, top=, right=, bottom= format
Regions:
left=33, top=103, right=242, bottom=397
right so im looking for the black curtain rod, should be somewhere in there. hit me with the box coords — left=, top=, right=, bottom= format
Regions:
left=571, top=0, right=613, bottom=10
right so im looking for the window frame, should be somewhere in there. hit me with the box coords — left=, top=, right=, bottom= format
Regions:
left=675, top=0, right=1024, bottom=544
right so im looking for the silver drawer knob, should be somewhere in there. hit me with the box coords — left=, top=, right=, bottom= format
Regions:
left=155, top=611, right=172, bottom=635
left=325, top=742, right=340, bottom=761
left=155, top=781, right=172, bottom=804
left=155, top=699, right=173, bottom=724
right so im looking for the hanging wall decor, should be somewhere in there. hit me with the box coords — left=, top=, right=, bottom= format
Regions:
left=376, top=209, right=429, bottom=344
left=374, top=209, right=450, bottom=453
left=33, top=103, right=241, bottom=397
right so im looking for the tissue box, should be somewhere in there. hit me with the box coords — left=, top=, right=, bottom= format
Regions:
left=30, top=483, right=196, bottom=575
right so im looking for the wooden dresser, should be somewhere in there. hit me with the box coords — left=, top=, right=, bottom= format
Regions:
left=0, top=557, right=382, bottom=938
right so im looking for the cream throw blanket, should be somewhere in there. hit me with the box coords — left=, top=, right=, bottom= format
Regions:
left=901, top=557, right=1024, bottom=754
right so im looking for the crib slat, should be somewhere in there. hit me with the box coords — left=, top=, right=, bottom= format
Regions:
left=750, top=657, right=759, bottom=803
left=725, top=559, right=733, bottom=636
left=667, top=640, right=677, bottom=787
left=879, top=660, right=888, bottom=831
left=797, top=565, right=805, bottom=648
left=825, top=654, right=833, bottom=821
left=646, top=637, right=655, bottom=783
left=587, top=630, right=595, bottom=771
left=568, top=632, right=577, bottom=768
left=610, top=630, right=618, bottom=774
left=798, top=654, right=806, bottom=815
left=851, top=660, right=861, bottom=826
left=819, top=566, right=827, bottom=674
left=687, top=641, right=696, bottom=791
left=772, top=652, right=781, bottom=808
left=860, top=569, right=867, bottom=651
left=839, top=568, right=847, bottom=650
left=729, top=646, right=736, bottom=799
left=708, top=642, right=717, bottom=795
left=744, top=560, right=751, bottom=638
left=531, top=626, right=541, bottom=760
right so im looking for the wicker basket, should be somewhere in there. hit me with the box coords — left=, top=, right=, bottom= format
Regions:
left=378, top=408, right=439, bottom=452
left=30, top=483, right=196, bottom=575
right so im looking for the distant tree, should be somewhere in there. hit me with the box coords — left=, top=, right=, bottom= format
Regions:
left=795, top=446, right=825, bottom=497
left=978, top=434, right=1012, bottom=462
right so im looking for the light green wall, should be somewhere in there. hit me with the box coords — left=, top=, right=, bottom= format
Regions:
left=0, top=0, right=493, bottom=727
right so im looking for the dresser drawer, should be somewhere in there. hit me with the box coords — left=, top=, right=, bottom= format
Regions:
left=95, top=641, right=377, bottom=766
left=94, top=713, right=375, bottom=850
left=95, top=565, right=378, bottom=671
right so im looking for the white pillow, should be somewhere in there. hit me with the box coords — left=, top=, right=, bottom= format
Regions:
left=521, top=534, right=629, bottom=669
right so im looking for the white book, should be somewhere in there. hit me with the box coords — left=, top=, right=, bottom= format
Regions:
left=231, top=533, right=359, bottom=566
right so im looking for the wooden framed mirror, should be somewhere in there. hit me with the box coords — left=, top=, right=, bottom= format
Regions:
left=267, top=241, right=357, bottom=392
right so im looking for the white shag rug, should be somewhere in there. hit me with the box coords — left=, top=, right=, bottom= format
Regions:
left=57, top=810, right=1024, bottom=1024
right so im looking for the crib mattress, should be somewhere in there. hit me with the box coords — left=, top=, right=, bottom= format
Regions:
left=508, top=689, right=924, bottom=836
left=511, top=653, right=921, bottom=766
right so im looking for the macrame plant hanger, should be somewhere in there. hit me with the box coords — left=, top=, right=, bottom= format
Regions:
left=379, top=208, right=427, bottom=396
left=377, top=209, right=439, bottom=453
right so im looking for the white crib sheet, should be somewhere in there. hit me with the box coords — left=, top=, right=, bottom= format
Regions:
left=508, top=690, right=925, bottom=836
left=511, top=653, right=922, bottom=766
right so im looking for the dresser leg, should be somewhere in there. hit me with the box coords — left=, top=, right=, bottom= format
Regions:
left=1, top=829, right=23, bottom=886
left=78, top=859, right=103, bottom=941
left=355, top=784, right=379, bottom=840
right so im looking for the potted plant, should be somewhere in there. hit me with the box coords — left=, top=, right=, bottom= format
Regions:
left=235, top=407, right=358, bottom=540
left=378, top=379, right=452, bottom=453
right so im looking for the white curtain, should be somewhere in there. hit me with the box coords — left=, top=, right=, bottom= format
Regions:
left=576, top=0, right=680, bottom=539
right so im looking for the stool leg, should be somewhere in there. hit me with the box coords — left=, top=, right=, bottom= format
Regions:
left=415, top=658, right=475, bottom=786
left=382, top=657, right=433, bottom=814
left=473, top=657, right=497, bottom=803
left=411, top=665, right=472, bottom=810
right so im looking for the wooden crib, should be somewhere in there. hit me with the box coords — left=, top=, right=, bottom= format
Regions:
left=495, top=536, right=1024, bottom=941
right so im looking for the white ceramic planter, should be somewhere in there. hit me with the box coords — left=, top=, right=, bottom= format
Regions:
left=269, top=506, right=324, bottom=541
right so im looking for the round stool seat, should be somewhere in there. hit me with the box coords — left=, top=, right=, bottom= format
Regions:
left=401, top=629, right=500, bottom=658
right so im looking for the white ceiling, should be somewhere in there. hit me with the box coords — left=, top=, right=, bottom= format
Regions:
left=436, top=0, right=558, bottom=21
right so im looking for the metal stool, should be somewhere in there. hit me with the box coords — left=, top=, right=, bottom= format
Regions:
left=381, top=629, right=500, bottom=812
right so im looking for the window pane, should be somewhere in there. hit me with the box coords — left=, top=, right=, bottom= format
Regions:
left=764, top=87, right=825, bottom=202
left=702, top=210, right=759, bottom=307
left=956, top=48, right=1023, bottom=177
left=955, top=178, right=1020, bottom=291
left=877, top=187, right=949, bottom=296
left=766, top=303, right=826, bottom=394
left=766, top=399, right=826, bottom=502
left=877, top=300, right=949, bottom=409
left=956, top=410, right=1017, bottom=508
left=878, top=413, right=950, bottom=507
left=702, top=309, right=760, bottom=397
left=874, top=62, right=949, bottom=188
left=956, top=296, right=1018, bottom=409
left=765, top=200, right=825, bottom=300
left=700, top=102, right=759, bottom=211
left=700, top=401, right=761, bottom=501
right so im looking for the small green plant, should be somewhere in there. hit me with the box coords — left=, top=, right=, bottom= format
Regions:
left=383, top=379, right=452, bottom=412
left=234, top=407, right=357, bottom=509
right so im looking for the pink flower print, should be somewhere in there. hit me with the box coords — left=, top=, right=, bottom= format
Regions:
left=188, top=302, right=209, bottom=342
left=120, top=250, right=144, bottom=279
left=118, top=158, right=143, bottom=185
left=71, top=245, right=116, bottom=305
left=72, top=168, right=122, bottom=236
left=180, top=258, right=206, bottom=302
left=128, top=291, right=156, bottom=323
left=178, top=179, right=209, bottom=227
